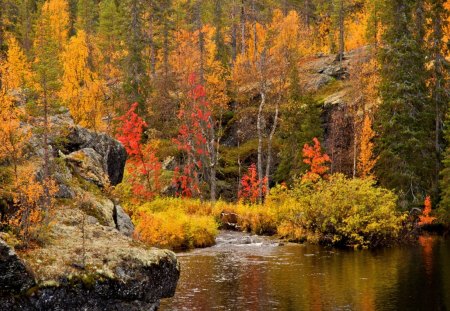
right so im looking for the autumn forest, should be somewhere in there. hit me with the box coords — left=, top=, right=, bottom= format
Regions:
left=0, top=0, right=450, bottom=258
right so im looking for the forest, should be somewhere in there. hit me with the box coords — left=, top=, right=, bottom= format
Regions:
left=0, top=0, right=449, bottom=253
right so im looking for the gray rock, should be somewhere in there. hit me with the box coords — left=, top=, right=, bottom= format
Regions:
left=0, top=250, right=179, bottom=311
left=0, top=239, right=35, bottom=293
left=114, top=205, right=134, bottom=237
left=82, top=195, right=116, bottom=227
left=65, top=126, right=127, bottom=186
left=66, top=148, right=110, bottom=188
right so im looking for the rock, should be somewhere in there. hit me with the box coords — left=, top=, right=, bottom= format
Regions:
left=323, top=90, right=348, bottom=106
left=86, top=216, right=99, bottom=225
left=220, top=211, right=241, bottom=230
left=65, top=126, right=127, bottom=186
left=0, top=239, right=35, bottom=293
left=318, top=63, right=348, bottom=80
left=0, top=207, right=180, bottom=310
left=82, top=195, right=116, bottom=227
left=27, top=112, right=127, bottom=186
left=114, top=205, right=134, bottom=237
left=66, top=148, right=110, bottom=188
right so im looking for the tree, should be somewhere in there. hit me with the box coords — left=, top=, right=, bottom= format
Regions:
left=375, top=0, right=434, bottom=207
left=302, top=137, right=331, bottom=182
left=173, top=75, right=218, bottom=201
left=418, top=195, right=436, bottom=226
left=239, top=163, right=267, bottom=204
left=60, top=30, right=106, bottom=131
left=358, top=115, right=377, bottom=179
left=0, top=38, right=32, bottom=179
left=121, top=0, right=148, bottom=108
left=116, top=103, right=162, bottom=200
left=32, top=0, right=69, bottom=227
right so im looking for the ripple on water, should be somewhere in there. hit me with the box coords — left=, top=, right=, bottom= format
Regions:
left=161, top=232, right=450, bottom=311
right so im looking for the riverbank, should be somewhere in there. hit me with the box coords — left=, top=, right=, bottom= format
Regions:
left=124, top=174, right=423, bottom=250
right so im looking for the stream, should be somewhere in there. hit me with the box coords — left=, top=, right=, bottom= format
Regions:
left=160, top=231, right=450, bottom=310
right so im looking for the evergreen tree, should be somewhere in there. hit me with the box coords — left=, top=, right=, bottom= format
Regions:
left=375, top=0, right=434, bottom=208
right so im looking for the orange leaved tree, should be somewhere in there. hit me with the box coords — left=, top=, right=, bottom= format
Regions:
left=418, top=196, right=436, bottom=226
left=302, top=138, right=331, bottom=182
left=239, top=163, right=268, bottom=204
left=116, top=103, right=161, bottom=200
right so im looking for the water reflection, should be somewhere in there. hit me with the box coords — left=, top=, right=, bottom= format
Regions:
left=161, top=232, right=450, bottom=311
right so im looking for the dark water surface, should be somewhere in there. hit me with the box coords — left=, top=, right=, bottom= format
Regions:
left=160, top=231, right=450, bottom=311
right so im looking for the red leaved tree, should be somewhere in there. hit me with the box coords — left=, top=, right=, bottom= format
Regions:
left=302, top=137, right=331, bottom=182
left=173, top=74, right=218, bottom=200
left=238, top=163, right=268, bottom=204
left=116, top=103, right=161, bottom=200
left=418, top=196, right=436, bottom=226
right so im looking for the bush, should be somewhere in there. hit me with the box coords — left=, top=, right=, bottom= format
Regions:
left=273, top=174, right=406, bottom=248
left=132, top=198, right=218, bottom=250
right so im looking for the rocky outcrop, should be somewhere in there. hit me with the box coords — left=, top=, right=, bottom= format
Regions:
left=64, top=125, right=127, bottom=186
left=0, top=207, right=179, bottom=310
left=0, top=239, right=35, bottom=294
left=28, top=112, right=127, bottom=189
left=114, top=204, right=135, bottom=237
left=65, top=148, right=111, bottom=188
left=1, top=112, right=179, bottom=309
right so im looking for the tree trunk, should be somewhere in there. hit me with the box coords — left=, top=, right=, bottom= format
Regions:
left=265, top=99, right=279, bottom=191
left=197, top=0, right=205, bottom=83
left=338, top=0, right=344, bottom=62
left=241, top=0, right=246, bottom=55
left=257, top=90, right=265, bottom=202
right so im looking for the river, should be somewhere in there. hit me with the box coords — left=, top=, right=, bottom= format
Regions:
left=160, top=231, right=450, bottom=311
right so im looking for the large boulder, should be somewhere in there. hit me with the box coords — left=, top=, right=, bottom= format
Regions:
left=0, top=208, right=179, bottom=310
left=66, top=148, right=110, bottom=188
left=0, top=239, right=35, bottom=294
left=114, top=205, right=135, bottom=237
left=64, top=126, right=127, bottom=186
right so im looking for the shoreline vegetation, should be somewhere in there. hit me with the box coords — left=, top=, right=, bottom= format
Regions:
left=122, top=173, right=443, bottom=251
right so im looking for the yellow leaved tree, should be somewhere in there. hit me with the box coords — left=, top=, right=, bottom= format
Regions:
left=358, top=115, right=377, bottom=179
left=60, top=30, right=106, bottom=131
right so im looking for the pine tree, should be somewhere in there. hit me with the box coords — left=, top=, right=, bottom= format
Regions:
left=375, top=0, right=434, bottom=207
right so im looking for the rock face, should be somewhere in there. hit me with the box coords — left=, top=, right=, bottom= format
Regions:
left=0, top=239, right=35, bottom=293
left=66, top=148, right=111, bottom=188
left=114, top=205, right=135, bottom=237
left=0, top=237, right=179, bottom=310
left=65, top=126, right=127, bottom=186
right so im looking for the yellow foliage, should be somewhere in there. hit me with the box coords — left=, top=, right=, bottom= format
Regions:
left=2, top=36, right=33, bottom=90
left=0, top=53, right=31, bottom=167
left=358, top=115, right=377, bottom=179
left=60, top=30, right=106, bottom=131
left=4, top=165, right=58, bottom=245
left=134, top=206, right=218, bottom=250
left=39, top=0, right=70, bottom=51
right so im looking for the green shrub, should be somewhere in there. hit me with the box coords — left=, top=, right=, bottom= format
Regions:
left=273, top=174, right=407, bottom=248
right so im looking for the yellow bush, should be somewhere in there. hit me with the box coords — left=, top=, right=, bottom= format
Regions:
left=272, top=174, right=406, bottom=248
left=132, top=198, right=219, bottom=250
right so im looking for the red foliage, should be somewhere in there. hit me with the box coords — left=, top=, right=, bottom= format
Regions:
left=418, top=196, right=436, bottom=226
left=302, top=137, right=331, bottom=182
left=173, top=74, right=213, bottom=198
left=116, top=103, right=161, bottom=199
left=239, top=163, right=268, bottom=204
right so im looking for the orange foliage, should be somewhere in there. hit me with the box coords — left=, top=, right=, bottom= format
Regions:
left=239, top=163, right=268, bottom=204
left=358, top=115, right=377, bottom=179
left=302, top=138, right=331, bottom=182
left=6, top=167, right=58, bottom=244
left=418, top=196, right=436, bottom=226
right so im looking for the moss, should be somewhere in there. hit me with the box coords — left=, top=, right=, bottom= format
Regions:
left=313, top=78, right=344, bottom=103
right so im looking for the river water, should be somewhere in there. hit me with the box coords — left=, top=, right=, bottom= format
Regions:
left=160, top=231, right=450, bottom=311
